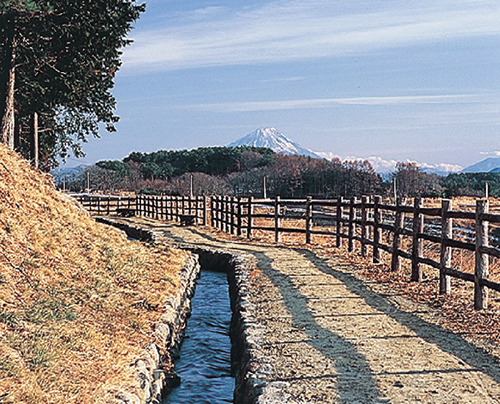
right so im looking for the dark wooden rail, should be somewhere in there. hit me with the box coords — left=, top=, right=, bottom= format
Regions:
left=74, top=193, right=500, bottom=310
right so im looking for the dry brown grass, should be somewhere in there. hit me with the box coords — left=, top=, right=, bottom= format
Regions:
left=0, top=144, right=189, bottom=404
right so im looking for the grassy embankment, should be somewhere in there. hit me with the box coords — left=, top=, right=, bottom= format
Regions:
left=0, top=144, right=189, bottom=404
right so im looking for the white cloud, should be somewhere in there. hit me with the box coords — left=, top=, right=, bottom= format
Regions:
left=180, top=94, right=486, bottom=112
left=122, top=0, right=500, bottom=73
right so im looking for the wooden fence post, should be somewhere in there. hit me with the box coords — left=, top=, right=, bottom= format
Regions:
left=373, top=196, right=381, bottom=264
left=411, top=197, right=424, bottom=282
left=475, top=199, right=489, bottom=310
left=229, top=197, right=235, bottom=235
left=202, top=196, right=207, bottom=226
left=305, top=196, right=312, bottom=244
left=336, top=197, right=343, bottom=248
left=210, top=197, right=215, bottom=227
left=222, top=196, right=228, bottom=233
left=275, top=195, right=281, bottom=242
left=174, top=195, right=181, bottom=222
left=348, top=197, right=355, bottom=252
left=391, top=198, right=404, bottom=272
left=439, top=199, right=452, bottom=294
left=237, top=196, right=242, bottom=236
left=247, top=196, right=254, bottom=239
left=217, top=196, right=222, bottom=229
left=361, top=196, right=368, bottom=257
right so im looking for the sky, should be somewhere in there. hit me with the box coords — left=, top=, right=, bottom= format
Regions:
left=68, top=0, right=500, bottom=172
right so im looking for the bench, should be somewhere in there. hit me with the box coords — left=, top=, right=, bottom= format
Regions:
left=116, top=208, right=136, bottom=217
left=179, top=214, right=197, bottom=226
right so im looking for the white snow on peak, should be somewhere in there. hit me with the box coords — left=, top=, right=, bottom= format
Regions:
left=228, top=127, right=320, bottom=158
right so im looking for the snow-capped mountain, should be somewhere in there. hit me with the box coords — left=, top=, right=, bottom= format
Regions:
left=228, top=127, right=320, bottom=158
left=461, top=157, right=500, bottom=173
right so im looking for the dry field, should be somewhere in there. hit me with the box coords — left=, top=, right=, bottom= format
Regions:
left=0, top=144, right=189, bottom=404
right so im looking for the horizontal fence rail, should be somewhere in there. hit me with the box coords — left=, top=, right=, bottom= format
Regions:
left=74, top=193, right=500, bottom=310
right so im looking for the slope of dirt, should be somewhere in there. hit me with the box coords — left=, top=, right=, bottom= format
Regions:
left=0, top=145, right=189, bottom=404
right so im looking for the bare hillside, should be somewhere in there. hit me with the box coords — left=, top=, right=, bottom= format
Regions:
left=0, top=144, right=189, bottom=404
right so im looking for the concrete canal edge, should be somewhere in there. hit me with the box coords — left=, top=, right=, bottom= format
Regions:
left=97, top=218, right=277, bottom=404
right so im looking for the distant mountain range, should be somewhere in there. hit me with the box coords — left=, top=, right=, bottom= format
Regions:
left=228, top=127, right=320, bottom=159
left=460, top=157, right=500, bottom=173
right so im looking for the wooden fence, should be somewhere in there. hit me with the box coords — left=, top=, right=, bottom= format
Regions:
left=74, top=194, right=136, bottom=216
left=74, top=194, right=207, bottom=225
left=74, top=193, right=500, bottom=310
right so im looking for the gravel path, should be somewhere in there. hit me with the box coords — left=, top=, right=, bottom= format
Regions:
left=114, top=218, right=500, bottom=404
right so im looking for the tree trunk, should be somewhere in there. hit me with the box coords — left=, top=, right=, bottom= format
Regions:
left=0, top=30, right=16, bottom=149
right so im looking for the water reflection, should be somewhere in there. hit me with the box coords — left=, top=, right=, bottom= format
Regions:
left=163, top=269, right=234, bottom=404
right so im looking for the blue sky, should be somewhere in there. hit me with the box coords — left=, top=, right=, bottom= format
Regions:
left=71, top=0, right=500, bottom=171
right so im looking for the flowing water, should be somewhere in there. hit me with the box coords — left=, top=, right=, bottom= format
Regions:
left=163, top=269, right=234, bottom=404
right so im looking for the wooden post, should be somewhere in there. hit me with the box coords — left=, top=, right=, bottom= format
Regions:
left=247, top=196, right=254, bottom=239
left=275, top=195, right=281, bottom=242
left=336, top=197, right=343, bottom=248
left=222, top=196, right=227, bottom=233
left=391, top=198, right=404, bottom=272
left=200, top=196, right=205, bottom=226
left=439, top=199, right=452, bottom=294
left=475, top=199, right=489, bottom=310
left=229, top=197, right=234, bottom=235
left=361, top=196, right=368, bottom=257
left=30, top=112, right=39, bottom=169
left=219, top=196, right=223, bottom=230
left=106, top=197, right=110, bottom=215
left=411, top=197, right=424, bottom=282
left=348, top=197, right=355, bottom=252
left=214, top=196, right=218, bottom=229
left=97, top=197, right=101, bottom=215
left=305, top=196, right=312, bottom=244
left=237, top=196, right=242, bottom=236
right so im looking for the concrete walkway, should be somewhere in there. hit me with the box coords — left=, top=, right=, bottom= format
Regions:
left=112, top=218, right=500, bottom=404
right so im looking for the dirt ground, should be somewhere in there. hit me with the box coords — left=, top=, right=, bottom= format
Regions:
left=112, top=217, right=500, bottom=403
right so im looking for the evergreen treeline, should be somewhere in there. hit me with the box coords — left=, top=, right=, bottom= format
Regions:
left=57, top=147, right=498, bottom=198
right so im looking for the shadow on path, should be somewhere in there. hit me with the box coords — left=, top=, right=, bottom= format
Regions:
left=297, top=249, right=500, bottom=384
left=252, top=251, right=390, bottom=404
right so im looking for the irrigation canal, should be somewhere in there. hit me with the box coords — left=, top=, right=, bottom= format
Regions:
left=163, top=268, right=234, bottom=404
